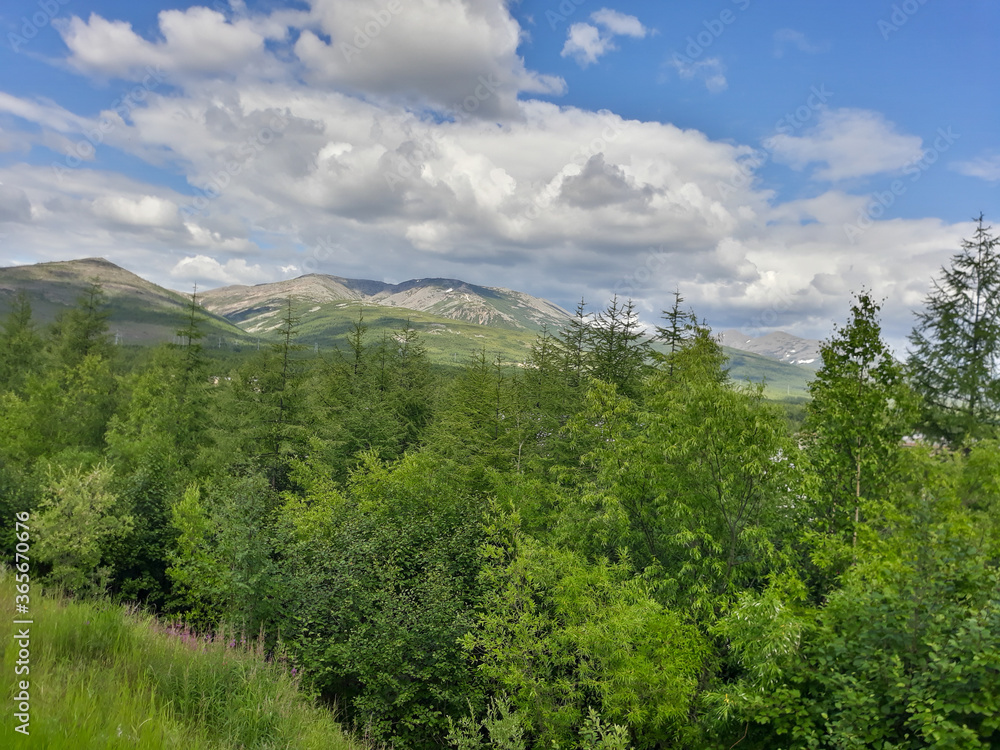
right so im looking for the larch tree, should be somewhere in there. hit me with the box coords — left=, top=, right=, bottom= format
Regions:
left=805, top=291, right=913, bottom=584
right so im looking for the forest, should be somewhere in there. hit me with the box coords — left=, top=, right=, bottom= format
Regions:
left=1, top=218, right=999, bottom=749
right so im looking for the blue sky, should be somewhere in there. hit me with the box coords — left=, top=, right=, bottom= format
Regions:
left=0, top=0, right=997, bottom=345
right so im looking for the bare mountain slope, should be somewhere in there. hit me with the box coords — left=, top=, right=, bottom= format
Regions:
left=199, top=274, right=571, bottom=332
left=0, top=258, right=246, bottom=343
left=718, top=329, right=822, bottom=369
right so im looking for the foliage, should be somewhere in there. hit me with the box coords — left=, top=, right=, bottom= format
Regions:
left=0, top=568, right=368, bottom=750
left=908, top=214, right=1000, bottom=444
left=802, top=291, right=915, bottom=596
left=746, top=491, right=1000, bottom=749
left=166, top=475, right=278, bottom=630
left=0, top=290, right=41, bottom=393
left=4, top=277, right=1000, bottom=748
left=466, top=516, right=708, bottom=749
left=273, top=453, right=487, bottom=749
left=32, top=462, right=133, bottom=596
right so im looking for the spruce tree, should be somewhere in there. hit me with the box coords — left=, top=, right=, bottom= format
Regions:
left=653, top=289, right=696, bottom=380
left=587, top=295, right=650, bottom=399
left=907, top=214, right=1000, bottom=444
left=555, top=298, right=591, bottom=390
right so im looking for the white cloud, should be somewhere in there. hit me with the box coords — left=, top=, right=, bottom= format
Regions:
left=170, top=255, right=268, bottom=285
left=0, top=185, right=32, bottom=223
left=773, top=28, right=829, bottom=57
left=58, top=8, right=274, bottom=79
left=0, top=92, right=90, bottom=133
left=0, top=0, right=974, bottom=344
left=562, top=9, right=649, bottom=67
left=562, top=24, right=610, bottom=67
left=590, top=9, right=648, bottom=38
left=92, top=195, right=179, bottom=228
left=951, top=153, right=1000, bottom=183
left=765, top=108, right=925, bottom=181
left=669, top=56, right=727, bottom=93
left=295, top=0, right=564, bottom=117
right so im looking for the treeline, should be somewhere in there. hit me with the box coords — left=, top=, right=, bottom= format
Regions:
left=2, top=218, right=999, bottom=748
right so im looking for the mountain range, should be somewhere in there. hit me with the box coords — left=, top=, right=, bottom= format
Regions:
left=0, top=258, right=818, bottom=396
left=198, top=274, right=571, bottom=333
left=718, top=329, right=822, bottom=369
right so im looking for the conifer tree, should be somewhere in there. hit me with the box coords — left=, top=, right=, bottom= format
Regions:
left=806, top=292, right=913, bottom=558
left=557, top=298, right=590, bottom=389
left=388, top=320, right=433, bottom=450
left=653, top=289, right=696, bottom=379
left=217, top=297, right=306, bottom=488
left=52, top=280, right=112, bottom=368
left=524, top=324, right=578, bottom=460
left=587, top=295, right=650, bottom=399
left=908, top=214, right=1000, bottom=444
left=0, top=291, right=41, bottom=393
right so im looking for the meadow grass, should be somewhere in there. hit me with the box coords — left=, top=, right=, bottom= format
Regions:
left=0, top=569, right=370, bottom=749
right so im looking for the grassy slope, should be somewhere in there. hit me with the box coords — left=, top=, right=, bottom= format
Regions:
left=721, top=348, right=813, bottom=399
left=284, top=301, right=815, bottom=395
left=0, top=571, right=368, bottom=750
left=0, top=259, right=813, bottom=396
left=0, top=259, right=248, bottom=346
left=289, top=301, right=540, bottom=366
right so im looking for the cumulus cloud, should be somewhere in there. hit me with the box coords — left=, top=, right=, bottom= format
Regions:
left=765, top=108, right=925, bottom=181
left=669, top=56, right=727, bottom=93
left=0, top=0, right=973, bottom=344
left=951, top=153, right=1000, bottom=183
left=295, top=0, right=564, bottom=117
left=58, top=8, right=275, bottom=79
left=170, top=255, right=269, bottom=285
left=562, top=8, right=648, bottom=67
left=92, top=195, right=179, bottom=228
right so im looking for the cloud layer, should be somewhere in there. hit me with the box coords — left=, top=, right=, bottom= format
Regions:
left=0, top=0, right=976, bottom=348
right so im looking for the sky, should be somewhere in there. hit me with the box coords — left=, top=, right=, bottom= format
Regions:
left=0, top=0, right=997, bottom=349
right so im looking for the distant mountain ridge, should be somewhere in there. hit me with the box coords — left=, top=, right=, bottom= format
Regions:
left=718, top=329, right=822, bottom=369
left=0, top=257, right=246, bottom=343
left=0, top=258, right=817, bottom=396
left=199, top=273, right=572, bottom=333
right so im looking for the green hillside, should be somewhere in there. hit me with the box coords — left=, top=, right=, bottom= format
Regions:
left=0, top=569, right=366, bottom=749
left=0, top=258, right=248, bottom=346
left=721, top=347, right=813, bottom=398
left=0, top=258, right=814, bottom=397
left=287, top=300, right=538, bottom=365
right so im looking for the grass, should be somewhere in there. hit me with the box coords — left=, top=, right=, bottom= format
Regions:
left=291, top=301, right=540, bottom=366
left=721, top=348, right=813, bottom=399
left=0, top=570, right=370, bottom=749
